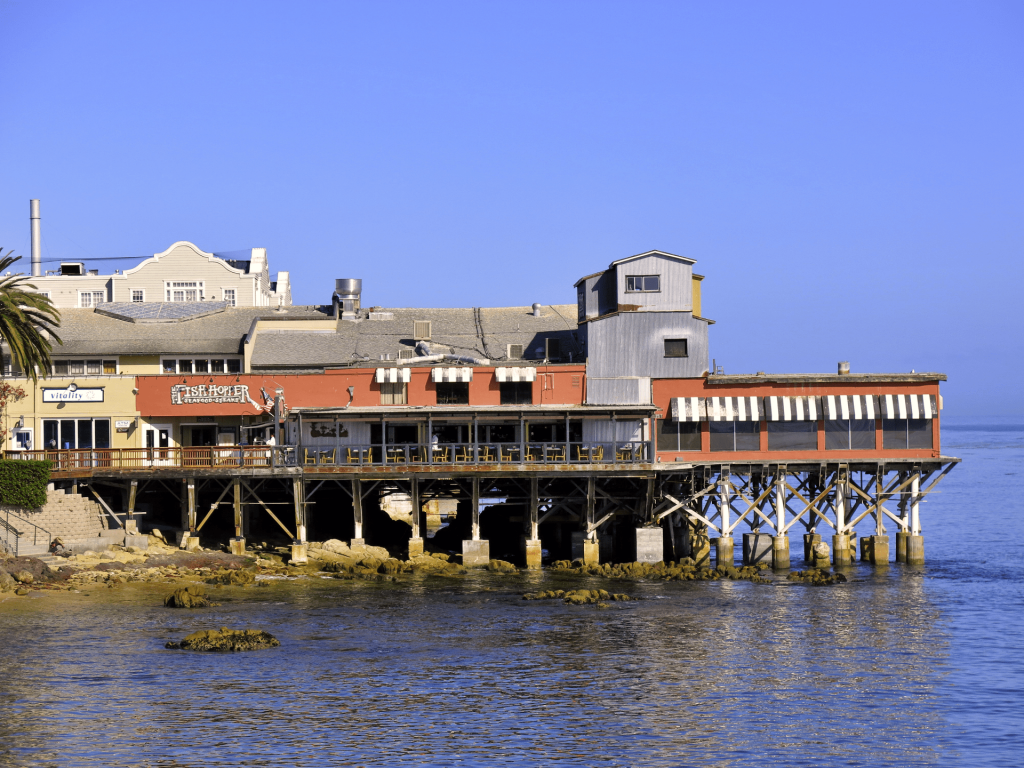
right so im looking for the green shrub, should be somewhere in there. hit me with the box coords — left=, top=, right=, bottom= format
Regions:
left=0, top=459, right=52, bottom=508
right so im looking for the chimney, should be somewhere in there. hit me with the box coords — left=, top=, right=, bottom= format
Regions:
left=30, top=199, right=41, bottom=277
left=838, top=361, right=850, bottom=375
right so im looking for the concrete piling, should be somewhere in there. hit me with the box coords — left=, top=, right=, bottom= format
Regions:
left=868, top=535, right=889, bottom=565
left=771, top=535, right=790, bottom=569
left=229, top=537, right=246, bottom=556
left=906, top=535, right=924, bottom=565
left=896, top=531, right=908, bottom=563
left=803, top=533, right=820, bottom=563
left=716, top=535, right=735, bottom=566
left=742, top=532, right=772, bottom=566
left=524, top=538, right=542, bottom=569
left=635, top=528, right=664, bottom=564
left=462, top=539, right=490, bottom=567
left=832, top=534, right=851, bottom=566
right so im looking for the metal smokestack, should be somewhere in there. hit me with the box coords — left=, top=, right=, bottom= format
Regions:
left=30, top=200, right=41, bottom=277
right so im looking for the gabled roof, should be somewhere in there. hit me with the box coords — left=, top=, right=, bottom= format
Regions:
left=575, top=250, right=697, bottom=286
left=609, top=249, right=696, bottom=267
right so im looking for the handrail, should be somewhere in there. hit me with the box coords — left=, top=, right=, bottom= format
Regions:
left=3, top=441, right=650, bottom=472
left=0, top=508, right=51, bottom=557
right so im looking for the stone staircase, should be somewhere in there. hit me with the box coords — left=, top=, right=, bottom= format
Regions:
left=1, top=485, right=114, bottom=559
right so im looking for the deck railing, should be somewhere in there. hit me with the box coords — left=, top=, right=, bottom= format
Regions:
left=6, top=441, right=650, bottom=473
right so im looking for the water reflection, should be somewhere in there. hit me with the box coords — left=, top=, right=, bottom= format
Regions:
left=0, top=569, right=961, bottom=768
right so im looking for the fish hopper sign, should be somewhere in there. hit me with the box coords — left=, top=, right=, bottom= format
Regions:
left=43, top=385, right=104, bottom=403
left=171, top=383, right=257, bottom=405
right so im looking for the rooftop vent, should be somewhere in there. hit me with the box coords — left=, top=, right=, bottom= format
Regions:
left=368, top=311, right=394, bottom=321
left=838, top=361, right=850, bottom=375
left=333, top=278, right=362, bottom=319
left=532, top=303, right=542, bottom=317
left=60, top=262, right=85, bottom=276
left=414, top=320, right=432, bottom=341
left=507, top=343, right=524, bottom=360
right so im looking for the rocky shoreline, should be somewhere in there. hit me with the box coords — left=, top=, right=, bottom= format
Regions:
left=1, top=533, right=855, bottom=600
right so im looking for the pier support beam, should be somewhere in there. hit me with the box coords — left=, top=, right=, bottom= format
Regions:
left=772, top=536, right=790, bottom=569
left=291, top=477, right=307, bottom=564
left=350, top=478, right=364, bottom=547
left=833, top=467, right=851, bottom=566
left=523, top=477, right=541, bottom=569
left=907, top=472, right=924, bottom=564
left=229, top=477, right=245, bottom=556
left=717, top=468, right=733, bottom=565
left=462, top=477, right=489, bottom=567
left=407, top=477, right=423, bottom=558
left=181, top=478, right=200, bottom=551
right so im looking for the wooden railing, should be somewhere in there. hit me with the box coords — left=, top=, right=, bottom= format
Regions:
left=6, top=446, right=286, bottom=472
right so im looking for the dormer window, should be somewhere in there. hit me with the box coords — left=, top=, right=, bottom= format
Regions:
left=626, top=275, right=660, bottom=292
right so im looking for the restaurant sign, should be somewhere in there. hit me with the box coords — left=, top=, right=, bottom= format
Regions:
left=42, top=386, right=104, bottom=403
left=171, top=383, right=260, bottom=407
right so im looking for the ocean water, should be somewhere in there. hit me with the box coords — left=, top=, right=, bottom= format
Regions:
left=0, top=423, right=1021, bottom=768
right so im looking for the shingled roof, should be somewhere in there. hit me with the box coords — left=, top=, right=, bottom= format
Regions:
left=249, top=305, right=582, bottom=370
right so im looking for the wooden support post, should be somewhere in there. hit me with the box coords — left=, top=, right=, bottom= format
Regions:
left=833, top=465, right=852, bottom=565
left=586, top=476, right=596, bottom=541
left=408, top=476, right=424, bottom=557
left=717, top=466, right=734, bottom=565
left=291, top=477, right=308, bottom=563
left=127, top=480, right=138, bottom=520
left=644, top=476, right=655, bottom=526
left=529, top=476, right=539, bottom=541
left=471, top=477, right=480, bottom=541
left=772, top=466, right=790, bottom=569
left=906, top=471, right=924, bottom=564
left=187, top=479, right=196, bottom=532
left=351, top=478, right=364, bottom=545
left=229, top=477, right=245, bottom=555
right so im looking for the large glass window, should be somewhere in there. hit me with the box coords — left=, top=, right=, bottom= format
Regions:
left=767, top=421, right=818, bottom=451
left=657, top=420, right=701, bottom=451
left=436, top=382, right=469, bottom=405
left=883, top=419, right=933, bottom=449
left=825, top=419, right=876, bottom=450
left=500, top=382, right=532, bottom=405
left=710, top=421, right=759, bottom=451
left=43, top=419, right=110, bottom=449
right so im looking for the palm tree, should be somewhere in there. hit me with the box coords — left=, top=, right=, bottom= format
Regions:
left=0, top=250, right=61, bottom=382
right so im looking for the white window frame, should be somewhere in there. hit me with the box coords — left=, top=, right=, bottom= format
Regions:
left=131, top=288, right=145, bottom=303
left=625, top=275, right=661, bottom=293
left=164, top=281, right=205, bottom=302
left=222, top=287, right=237, bottom=307
left=52, top=358, right=119, bottom=375
left=78, top=290, right=106, bottom=308
left=160, top=357, right=243, bottom=374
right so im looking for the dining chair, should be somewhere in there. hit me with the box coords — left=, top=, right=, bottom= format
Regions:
left=319, top=448, right=336, bottom=465
left=454, top=446, right=471, bottom=463
left=304, top=448, right=317, bottom=465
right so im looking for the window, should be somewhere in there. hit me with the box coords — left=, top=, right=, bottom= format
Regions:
left=161, top=358, right=241, bottom=374
left=79, top=291, right=105, bottom=308
left=577, top=286, right=585, bottom=321
left=825, top=420, right=875, bottom=450
left=436, top=382, right=469, bottom=405
left=545, top=338, right=561, bottom=360
left=626, top=275, right=660, bottom=292
left=500, top=382, right=533, bottom=405
left=223, top=288, right=236, bottom=307
left=664, top=339, right=688, bottom=358
left=380, top=382, right=408, bottom=405
left=710, top=421, right=759, bottom=451
left=131, top=289, right=145, bottom=303
left=43, top=419, right=110, bottom=450
left=53, top=359, right=117, bottom=375
left=165, top=281, right=204, bottom=302
left=883, top=419, right=933, bottom=450
left=657, top=420, right=701, bottom=451
left=767, top=422, right=818, bottom=451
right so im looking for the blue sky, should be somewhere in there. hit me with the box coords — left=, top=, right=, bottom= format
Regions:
left=1, top=1, right=1021, bottom=415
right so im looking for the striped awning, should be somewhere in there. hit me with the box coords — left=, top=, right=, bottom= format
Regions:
left=706, top=396, right=761, bottom=421
left=431, top=367, right=473, bottom=383
left=495, top=367, right=537, bottom=383
left=670, top=397, right=706, bottom=422
left=880, top=394, right=938, bottom=420
left=823, top=394, right=878, bottom=420
left=765, top=396, right=820, bottom=421
left=375, top=367, right=411, bottom=384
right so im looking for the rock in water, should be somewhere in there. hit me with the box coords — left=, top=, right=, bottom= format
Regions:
left=164, top=585, right=214, bottom=608
left=0, top=569, right=15, bottom=592
left=166, top=627, right=280, bottom=652
left=205, top=568, right=256, bottom=586
left=487, top=559, right=518, bottom=574
left=12, top=570, right=34, bottom=585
